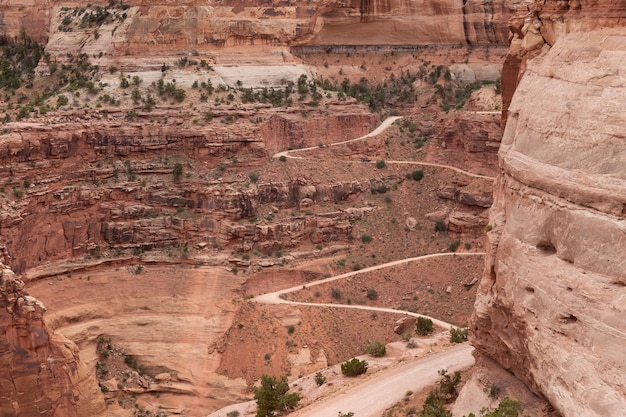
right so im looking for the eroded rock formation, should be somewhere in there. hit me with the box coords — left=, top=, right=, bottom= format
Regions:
left=0, top=110, right=377, bottom=273
left=0, top=259, right=105, bottom=417
left=3, top=0, right=517, bottom=55
left=457, top=1, right=626, bottom=416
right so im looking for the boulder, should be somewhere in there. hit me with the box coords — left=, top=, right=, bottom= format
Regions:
left=394, top=316, right=416, bottom=335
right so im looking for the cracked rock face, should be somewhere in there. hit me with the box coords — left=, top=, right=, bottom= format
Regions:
left=0, top=263, right=105, bottom=417
left=4, top=0, right=516, bottom=51
left=466, top=2, right=625, bottom=416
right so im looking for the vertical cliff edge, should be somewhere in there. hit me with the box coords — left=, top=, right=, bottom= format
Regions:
left=0, top=256, right=105, bottom=417
left=455, top=1, right=625, bottom=416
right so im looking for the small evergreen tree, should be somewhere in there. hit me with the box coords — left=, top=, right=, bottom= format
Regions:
left=341, top=358, right=368, bottom=377
left=253, top=375, right=300, bottom=417
left=450, top=327, right=468, bottom=343
left=416, top=316, right=434, bottom=335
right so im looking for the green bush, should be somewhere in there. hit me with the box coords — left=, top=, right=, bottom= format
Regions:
left=475, top=397, right=524, bottom=417
left=331, top=288, right=342, bottom=299
left=376, top=159, right=386, bottom=169
left=341, top=358, right=368, bottom=377
left=366, top=289, right=378, bottom=300
left=253, top=374, right=301, bottom=417
left=434, top=220, right=447, bottom=232
left=418, top=369, right=461, bottom=417
left=364, top=341, right=386, bottom=357
left=314, top=371, right=326, bottom=386
left=486, top=384, right=501, bottom=400
left=411, top=170, right=424, bottom=181
left=279, top=155, right=287, bottom=162
left=249, top=172, right=259, bottom=183
left=172, top=162, right=183, bottom=182
left=449, top=240, right=461, bottom=252
left=361, top=234, right=373, bottom=243
left=450, top=327, right=468, bottom=343
left=416, top=316, right=434, bottom=335
left=57, top=95, right=69, bottom=108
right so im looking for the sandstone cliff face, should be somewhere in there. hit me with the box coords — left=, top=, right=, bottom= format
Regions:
left=501, top=0, right=626, bottom=123
left=2, top=0, right=516, bottom=53
left=460, top=2, right=626, bottom=416
left=0, top=111, right=378, bottom=272
left=0, top=261, right=105, bottom=417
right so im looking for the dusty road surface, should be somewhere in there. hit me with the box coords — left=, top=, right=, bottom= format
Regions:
left=289, top=343, right=474, bottom=417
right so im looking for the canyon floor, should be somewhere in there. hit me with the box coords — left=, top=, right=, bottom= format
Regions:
left=7, top=47, right=504, bottom=417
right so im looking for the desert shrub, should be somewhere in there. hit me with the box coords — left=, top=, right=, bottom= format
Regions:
left=364, top=341, right=386, bottom=357
left=341, top=358, right=368, bottom=377
left=449, top=327, right=468, bottom=343
left=253, top=374, right=301, bottom=417
left=124, top=354, right=138, bottom=370
left=361, top=234, right=373, bottom=243
left=279, top=155, right=287, bottom=162
left=249, top=172, right=259, bottom=183
left=486, top=384, right=501, bottom=400
left=418, top=369, right=461, bottom=417
left=314, top=371, right=326, bottom=386
left=411, top=170, right=424, bottom=181
left=449, top=240, right=461, bottom=252
left=56, top=95, right=69, bottom=108
left=331, top=288, right=342, bottom=299
left=437, top=369, right=461, bottom=401
left=227, top=411, right=240, bottom=417
left=464, top=397, right=525, bottom=417
left=434, top=220, right=447, bottom=232
left=366, top=288, right=378, bottom=300
left=287, top=325, right=295, bottom=335
left=172, top=163, right=183, bottom=182
left=416, top=316, right=434, bottom=335
left=376, top=159, right=386, bottom=169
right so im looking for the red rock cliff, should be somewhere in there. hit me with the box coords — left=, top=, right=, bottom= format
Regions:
left=2, top=0, right=517, bottom=53
left=0, top=258, right=106, bottom=417
left=456, top=1, right=626, bottom=416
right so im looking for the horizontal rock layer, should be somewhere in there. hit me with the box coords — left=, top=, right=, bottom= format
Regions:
left=4, top=0, right=518, bottom=51
left=0, top=111, right=378, bottom=272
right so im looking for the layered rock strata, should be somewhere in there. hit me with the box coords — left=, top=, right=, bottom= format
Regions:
left=4, top=0, right=516, bottom=54
left=459, top=2, right=626, bottom=416
left=0, top=261, right=105, bottom=417
left=0, top=111, right=377, bottom=272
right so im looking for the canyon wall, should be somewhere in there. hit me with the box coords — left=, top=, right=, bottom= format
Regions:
left=457, top=1, right=626, bottom=416
left=2, top=0, right=517, bottom=55
left=0, top=258, right=105, bottom=417
left=0, top=111, right=377, bottom=273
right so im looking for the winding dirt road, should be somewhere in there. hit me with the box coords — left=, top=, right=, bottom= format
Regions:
left=273, top=116, right=495, bottom=180
left=254, top=252, right=485, bottom=331
left=250, top=253, right=483, bottom=416
left=211, top=118, right=490, bottom=417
